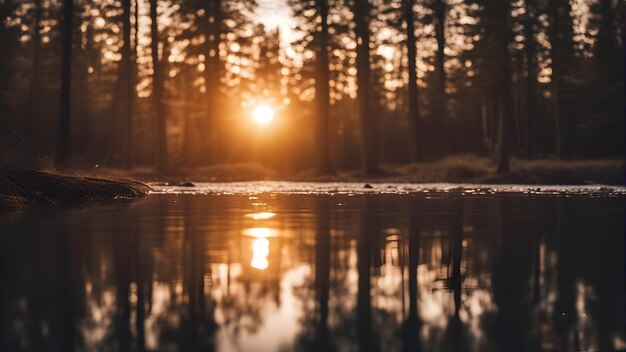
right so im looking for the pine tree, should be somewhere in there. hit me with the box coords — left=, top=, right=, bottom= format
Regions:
left=150, top=0, right=167, bottom=171
left=548, top=0, right=575, bottom=159
left=57, top=0, right=74, bottom=166
left=351, top=0, right=380, bottom=174
left=120, top=0, right=134, bottom=167
left=522, top=0, right=538, bottom=158
left=430, top=0, right=449, bottom=154
left=26, top=0, right=43, bottom=144
left=403, top=0, right=421, bottom=162
left=314, top=0, right=334, bottom=174
left=475, top=0, right=514, bottom=172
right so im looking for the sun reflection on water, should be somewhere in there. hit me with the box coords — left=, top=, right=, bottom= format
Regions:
left=242, top=227, right=278, bottom=270
left=3, top=193, right=623, bottom=352
left=251, top=237, right=270, bottom=270
left=244, top=212, right=277, bottom=220
left=242, top=227, right=278, bottom=238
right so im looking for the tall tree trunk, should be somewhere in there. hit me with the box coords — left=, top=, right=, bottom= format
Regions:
left=121, top=0, right=133, bottom=168
left=548, top=0, right=574, bottom=159
left=548, top=0, right=563, bottom=159
left=404, top=0, right=421, bottom=162
left=57, top=0, right=73, bottom=166
left=133, top=0, right=140, bottom=163
left=496, top=88, right=512, bottom=173
left=523, top=0, right=537, bottom=159
left=74, top=0, right=88, bottom=158
left=494, top=1, right=512, bottom=173
left=203, top=0, right=222, bottom=164
left=182, top=68, right=192, bottom=165
left=134, top=0, right=139, bottom=85
left=27, top=0, right=42, bottom=143
left=353, top=0, right=379, bottom=174
left=134, top=0, right=140, bottom=53
left=150, top=0, right=167, bottom=171
left=595, top=0, right=618, bottom=78
left=315, top=0, right=333, bottom=174
left=434, top=0, right=448, bottom=155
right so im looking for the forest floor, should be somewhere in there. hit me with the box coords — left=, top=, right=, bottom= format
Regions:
left=99, top=155, right=624, bottom=186
left=0, top=169, right=149, bottom=211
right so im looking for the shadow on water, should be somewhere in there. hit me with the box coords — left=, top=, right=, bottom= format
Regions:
left=0, top=191, right=624, bottom=351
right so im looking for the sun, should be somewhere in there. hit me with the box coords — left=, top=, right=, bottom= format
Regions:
left=252, top=104, right=275, bottom=126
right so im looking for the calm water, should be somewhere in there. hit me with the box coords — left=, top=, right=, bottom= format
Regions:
left=1, top=187, right=624, bottom=351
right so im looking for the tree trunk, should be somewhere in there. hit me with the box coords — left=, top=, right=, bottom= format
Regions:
left=182, top=67, right=192, bottom=165
left=404, top=0, right=421, bottom=163
left=315, top=0, right=333, bottom=174
left=496, top=94, right=511, bottom=173
left=121, top=0, right=133, bottom=168
left=548, top=0, right=563, bottom=159
left=150, top=0, right=167, bottom=171
left=595, top=0, right=618, bottom=76
left=134, top=0, right=140, bottom=52
left=548, top=0, right=574, bottom=159
left=27, top=0, right=42, bottom=143
left=57, top=0, right=73, bottom=166
left=434, top=0, right=448, bottom=155
left=523, top=0, right=537, bottom=159
left=353, top=0, right=379, bottom=175
left=494, top=1, right=512, bottom=173
left=203, top=0, right=222, bottom=164
left=133, top=0, right=140, bottom=163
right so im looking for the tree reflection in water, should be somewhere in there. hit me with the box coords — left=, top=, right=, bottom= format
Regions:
left=0, top=192, right=624, bottom=351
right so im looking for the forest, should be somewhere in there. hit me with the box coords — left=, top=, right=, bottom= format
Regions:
left=0, top=0, right=623, bottom=176
left=1, top=1, right=625, bottom=350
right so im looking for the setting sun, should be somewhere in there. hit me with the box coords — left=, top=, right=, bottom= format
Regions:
left=252, top=104, right=275, bottom=126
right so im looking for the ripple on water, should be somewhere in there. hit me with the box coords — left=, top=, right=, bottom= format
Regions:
left=148, top=181, right=626, bottom=198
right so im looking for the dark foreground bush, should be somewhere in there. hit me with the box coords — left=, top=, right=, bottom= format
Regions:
left=0, top=170, right=149, bottom=211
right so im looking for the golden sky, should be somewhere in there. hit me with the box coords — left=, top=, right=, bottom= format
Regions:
left=255, top=0, right=294, bottom=45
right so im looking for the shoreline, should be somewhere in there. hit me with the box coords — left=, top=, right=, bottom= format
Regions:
left=98, top=157, right=624, bottom=186
left=148, top=181, right=626, bottom=197
left=2, top=157, right=623, bottom=210
left=0, top=170, right=150, bottom=211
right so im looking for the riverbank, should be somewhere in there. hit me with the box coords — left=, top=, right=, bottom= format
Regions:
left=98, top=156, right=624, bottom=185
left=1, top=157, right=622, bottom=210
left=0, top=170, right=150, bottom=211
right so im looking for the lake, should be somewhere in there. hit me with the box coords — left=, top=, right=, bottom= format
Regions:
left=1, top=183, right=624, bottom=351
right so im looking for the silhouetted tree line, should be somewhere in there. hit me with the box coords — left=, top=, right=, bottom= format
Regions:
left=0, top=0, right=622, bottom=174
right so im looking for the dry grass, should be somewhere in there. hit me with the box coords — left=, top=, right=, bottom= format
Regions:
left=95, top=163, right=275, bottom=182
left=401, top=155, right=495, bottom=182
left=483, top=158, right=624, bottom=185
left=0, top=169, right=150, bottom=211
left=67, top=156, right=624, bottom=185
left=396, top=155, right=623, bottom=185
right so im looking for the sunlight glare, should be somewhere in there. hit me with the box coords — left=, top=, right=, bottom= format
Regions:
left=242, top=227, right=278, bottom=238
left=251, top=237, right=270, bottom=270
left=245, top=212, right=277, bottom=220
left=252, top=104, right=275, bottom=126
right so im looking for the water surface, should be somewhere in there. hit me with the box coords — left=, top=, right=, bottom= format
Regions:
left=1, top=185, right=624, bottom=351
